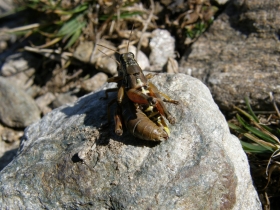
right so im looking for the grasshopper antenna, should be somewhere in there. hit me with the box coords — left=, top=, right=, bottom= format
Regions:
left=126, top=24, right=134, bottom=53
left=98, top=49, right=120, bottom=66
left=97, top=44, right=121, bottom=55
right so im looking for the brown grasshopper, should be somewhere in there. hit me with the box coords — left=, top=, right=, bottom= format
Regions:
left=102, top=46, right=178, bottom=141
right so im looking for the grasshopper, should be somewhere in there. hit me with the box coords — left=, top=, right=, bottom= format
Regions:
left=101, top=44, right=178, bottom=141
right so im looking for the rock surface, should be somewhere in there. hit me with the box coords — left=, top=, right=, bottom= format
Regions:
left=81, top=72, right=108, bottom=93
left=149, top=29, right=175, bottom=69
left=1, top=52, right=39, bottom=90
left=0, top=74, right=261, bottom=209
left=180, top=0, right=280, bottom=111
left=51, top=92, right=78, bottom=109
left=0, top=77, right=41, bottom=128
left=0, top=125, right=22, bottom=171
left=73, top=40, right=118, bottom=75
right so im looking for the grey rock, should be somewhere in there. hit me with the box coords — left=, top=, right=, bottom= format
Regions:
left=0, top=40, right=7, bottom=52
left=149, top=29, right=175, bottom=70
left=51, top=93, right=78, bottom=109
left=73, top=41, right=94, bottom=63
left=0, top=125, right=23, bottom=144
left=0, top=77, right=40, bottom=128
left=0, top=124, right=22, bottom=171
left=0, top=0, right=14, bottom=15
left=1, top=52, right=39, bottom=90
left=95, top=54, right=118, bottom=75
left=73, top=40, right=117, bottom=75
left=35, top=92, right=56, bottom=115
left=179, top=0, right=280, bottom=110
left=0, top=140, right=20, bottom=172
left=81, top=72, right=108, bottom=93
left=25, top=85, right=42, bottom=98
left=166, top=57, right=179, bottom=73
left=0, top=74, right=261, bottom=209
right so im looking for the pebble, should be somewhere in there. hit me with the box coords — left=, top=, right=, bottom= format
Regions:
left=35, top=92, right=56, bottom=115
left=0, top=77, right=41, bottom=128
left=73, top=40, right=117, bottom=75
left=81, top=72, right=108, bottom=93
left=51, top=93, right=78, bottom=109
left=1, top=52, right=39, bottom=89
left=149, top=29, right=175, bottom=69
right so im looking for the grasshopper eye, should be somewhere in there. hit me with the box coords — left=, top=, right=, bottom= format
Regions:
left=128, top=52, right=134, bottom=58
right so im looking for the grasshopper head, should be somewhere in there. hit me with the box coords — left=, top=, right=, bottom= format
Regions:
left=120, top=52, right=137, bottom=68
left=119, top=52, right=142, bottom=76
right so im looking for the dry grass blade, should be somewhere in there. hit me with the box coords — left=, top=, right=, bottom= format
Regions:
left=263, top=164, right=279, bottom=190
left=33, top=37, right=62, bottom=49
left=269, top=92, right=280, bottom=118
left=53, top=4, right=88, bottom=15
left=136, top=0, right=154, bottom=58
left=5, top=23, right=40, bottom=33
left=265, top=149, right=280, bottom=176
left=228, top=122, right=247, bottom=133
left=240, top=140, right=270, bottom=153
left=237, top=114, right=278, bottom=145
left=229, top=97, right=280, bottom=209
left=243, top=133, right=277, bottom=151
left=234, top=106, right=258, bottom=122
left=252, top=121, right=280, bottom=144
left=245, top=96, right=259, bottom=122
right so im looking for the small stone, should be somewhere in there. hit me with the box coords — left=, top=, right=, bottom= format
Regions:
left=149, top=29, right=175, bottom=69
left=35, top=92, right=56, bottom=115
left=81, top=72, right=108, bottom=93
left=73, top=41, right=94, bottom=63
left=73, top=40, right=118, bottom=75
left=0, top=41, right=7, bottom=52
left=166, top=57, right=179, bottom=73
left=51, top=93, right=78, bottom=109
left=1, top=52, right=39, bottom=89
left=95, top=55, right=117, bottom=75
left=0, top=76, right=40, bottom=128
left=1, top=126, right=23, bottom=143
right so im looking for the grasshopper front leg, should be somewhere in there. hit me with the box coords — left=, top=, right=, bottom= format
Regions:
left=148, top=82, right=178, bottom=124
left=126, top=88, right=156, bottom=106
left=103, top=85, right=125, bottom=130
left=102, top=75, right=123, bottom=99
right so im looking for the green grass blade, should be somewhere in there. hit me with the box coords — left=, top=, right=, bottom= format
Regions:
left=245, top=97, right=259, bottom=123
left=228, top=122, right=247, bottom=133
left=57, top=17, right=80, bottom=36
left=234, top=106, right=258, bottom=122
left=64, top=23, right=85, bottom=49
left=243, top=133, right=276, bottom=152
left=55, top=4, right=88, bottom=15
left=237, top=114, right=278, bottom=144
left=252, top=121, right=280, bottom=144
left=240, top=140, right=270, bottom=153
